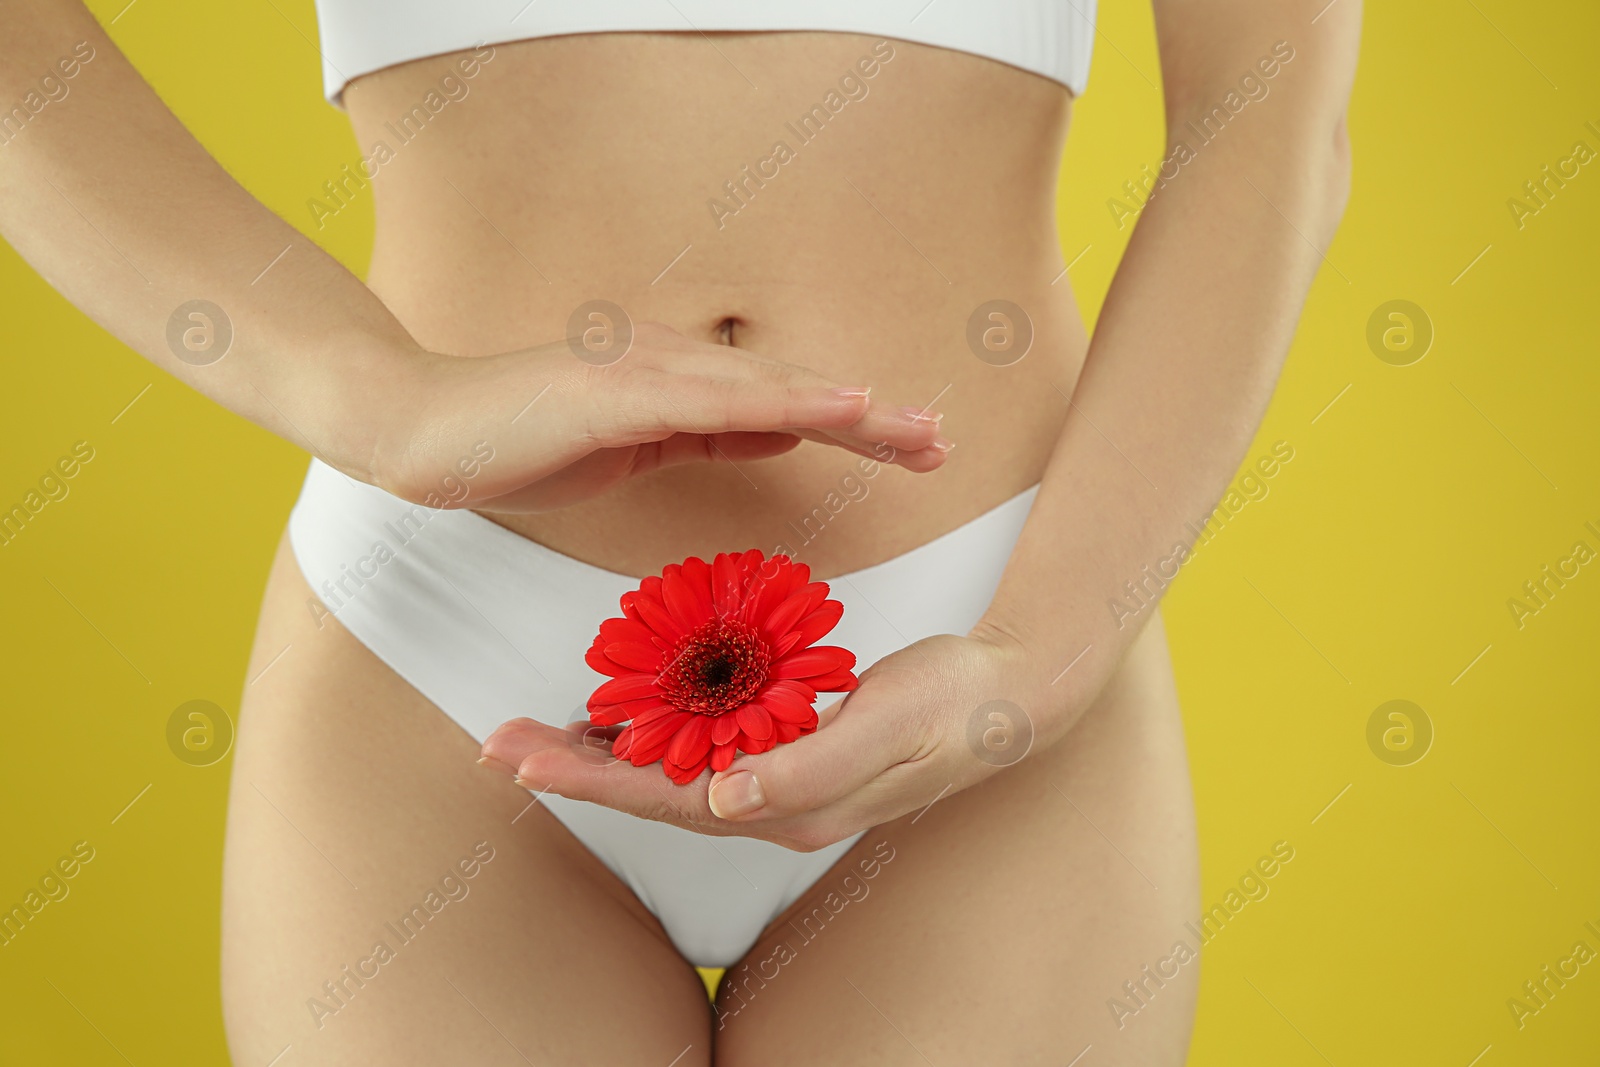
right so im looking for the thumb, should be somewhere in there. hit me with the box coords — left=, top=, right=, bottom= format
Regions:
left=706, top=685, right=914, bottom=821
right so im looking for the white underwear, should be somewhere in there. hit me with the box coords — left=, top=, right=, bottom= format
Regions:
left=287, top=457, right=1037, bottom=967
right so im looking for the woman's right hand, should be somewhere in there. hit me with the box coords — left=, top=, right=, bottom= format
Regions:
left=374, top=322, right=952, bottom=512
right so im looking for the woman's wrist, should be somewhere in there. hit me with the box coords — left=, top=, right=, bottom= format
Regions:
left=356, top=341, right=576, bottom=509
left=307, top=327, right=440, bottom=496
left=967, top=610, right=1083, bottom=744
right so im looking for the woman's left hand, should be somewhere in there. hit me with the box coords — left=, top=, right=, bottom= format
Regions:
left=479, top=630, right=1058, bottom=852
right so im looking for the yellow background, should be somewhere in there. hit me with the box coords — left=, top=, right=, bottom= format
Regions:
left=3, top=1, right=1597, bottom=1063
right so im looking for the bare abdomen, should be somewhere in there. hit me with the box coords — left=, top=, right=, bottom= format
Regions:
left=341, top=30, right=1087, bottom=577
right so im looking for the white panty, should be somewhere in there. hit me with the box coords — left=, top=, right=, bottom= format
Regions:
left=288, top=457, right=1037, bottom=967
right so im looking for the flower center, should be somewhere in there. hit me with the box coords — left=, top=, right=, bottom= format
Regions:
left=657, top=617, right=771, bottom=716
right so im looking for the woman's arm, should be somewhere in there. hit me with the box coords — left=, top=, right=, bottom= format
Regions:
left=0, top=0, right=422, bottom=481
left=0, top=1, right=950, bottom=509
left=976, top=0, right=1361, bottom=745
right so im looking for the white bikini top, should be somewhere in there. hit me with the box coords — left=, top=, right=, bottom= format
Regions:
left=313, top=0, right=1097, bottom=106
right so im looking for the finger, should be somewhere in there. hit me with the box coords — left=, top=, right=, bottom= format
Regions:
left=480, top=717, right=592, bottom=782
left=889, top=443, right=953, bottom=473
left=591, top=333, right=951, bottom=452
left=770, top=386, right=948, bottom=456
left=600, top=372, right=874, bottom=444
left=482, top=717, right=729, bottom=832
left=641, top=431, right=802, bottom=471
left=705, top=687, right=917, bottom=822
left=842, top=401, right=947, bottom=451
left=786, top=399, right=947, bottom=456
left=481, top=717, right=872, bottom=851
left=787, top=429, right=953, bottom=472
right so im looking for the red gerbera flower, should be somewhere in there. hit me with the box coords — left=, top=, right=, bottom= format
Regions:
left=585, top=550, right=858, bottom=784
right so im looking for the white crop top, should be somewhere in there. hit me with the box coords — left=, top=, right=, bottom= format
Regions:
left=312, top=0, right=1097, bottom=106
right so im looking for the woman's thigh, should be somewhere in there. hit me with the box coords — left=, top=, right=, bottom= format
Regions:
left=221, top=529, right=712, bottom=1066
left=715, top=609, right=1201, bottom=1067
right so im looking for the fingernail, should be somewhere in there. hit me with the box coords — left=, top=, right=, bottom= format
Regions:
left=709, top=771, right=765, bottom=819
left=831, top=386, right=872, bottom=398
left=477, top=755, right=518, bottom=777
left=929, top=437, right=955, bottom=453
left=900, top=405, right=942, bottom=423
left=512, top=776, right=539, bottom=790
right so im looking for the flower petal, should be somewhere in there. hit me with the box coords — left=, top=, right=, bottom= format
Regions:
left=665, top=750, right=712, bottom=784
left=788, top=598, right=844, bottom=651
left=590, top=704, right=633, bottom=727
left=662, top=564, right=711, bottom=634
left=735, top=702, right=773, bottom=741
left=631, top=594, right=683, bottom=645
left=770, top=679, right=817, bottom=702
left=685, top=558, right=716, bottom=617
left=711, top=715, right=741, bottom=746
left=806, top=669, right=859, bottom=692
left=759, top=586, right=821, bottom=644
left=739, top=731, right=779, bottom=755
left=710, top=741, right=738, bottom=772
left=746, top=558, right=792, bottom=628
left=666, top=712, right=714, bottom=768
left=712, top=552, right=742, bottom=616
left=591, top=694, right=671, bottom=727
left=771, top=645, right=856, bottom=680
left=681, top=555, right=713, bottom=596
left=759, top=683, right=817, bottom=724
left=599, top=616, right=660, bottom=648
left=588, top=673, right=662, bottom=707
left=603, top=641, right=663, bottom=673
left=628, top=703, right=683, bottom=729
left=585, top=644, right=633, bottom=678
left=617, top=709, right=692, bottom=763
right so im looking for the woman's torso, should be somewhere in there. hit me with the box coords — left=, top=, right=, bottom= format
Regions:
left=342, top=31, right=1088, bottom=578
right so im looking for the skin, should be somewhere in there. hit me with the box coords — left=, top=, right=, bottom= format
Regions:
left=0, top=1, right=1360, bottom=1063
left=484, top=5, right=1361, bottom=848
left=232, top=530, right=1196, bottom=1064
